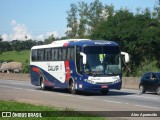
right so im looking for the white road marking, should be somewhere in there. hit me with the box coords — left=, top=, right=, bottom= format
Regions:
left=103, top=100, right=122, bottom=104
left=0, top=81, right=28, bottom=85
left=134, top=104, right=160, bottom=110
left=76, top=96, right=94, bottom=100
left=126, top=95, right=158, bottom=100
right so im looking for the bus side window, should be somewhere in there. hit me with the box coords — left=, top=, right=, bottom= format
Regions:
left=32, top=50, right=37, bottom=61
left=62, top=48, right=67, bottom=60
left=76, top=46, right=82, bottom=74
left=39, top=49, right=44, bottom=61
left=44, top=49, right=47, bottom=61
left=37, top=49, right=41, bottom=61
left=51, top=48, right=55, bottom=61
left=54, top=48, right=58, bottom=61
left=48, top=48, right=51, bottom=61
left=58, top=48, right=62, bottom=61
left=70, top=48, right=75, bottom=60
left=45, top=49, right=51, bottom=61
left=67, top=48, right=71, bottom=60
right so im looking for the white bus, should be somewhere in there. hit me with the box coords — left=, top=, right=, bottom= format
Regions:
left=30, top=39, right=129, bottom=94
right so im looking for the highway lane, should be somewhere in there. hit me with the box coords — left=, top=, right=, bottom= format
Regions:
left=0, top=79, right=160, bottom=112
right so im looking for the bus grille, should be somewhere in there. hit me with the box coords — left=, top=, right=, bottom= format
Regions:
left=95, top=82, right=113, bottom=85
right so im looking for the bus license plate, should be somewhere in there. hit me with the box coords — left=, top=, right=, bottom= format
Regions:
left=101, top=86, right=108, bottom=88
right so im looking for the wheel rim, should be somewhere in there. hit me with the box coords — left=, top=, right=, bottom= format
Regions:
left=139, top=85, right=143, bottom=93
left=157, top=86, right=160, bottom=95
left=70, top=82, right=76, bottom=94
left=71, top=83, right=74, bottom=93
left=41, top=80, right=45, bottom=89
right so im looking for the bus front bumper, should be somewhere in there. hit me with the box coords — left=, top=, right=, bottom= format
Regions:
left=77, top=81, right=122, bottom=91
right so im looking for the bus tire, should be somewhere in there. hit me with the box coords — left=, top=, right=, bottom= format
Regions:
left=40, top=77, right=46, bottom=90
left=69, top=80, right=77, bottom=94
left=101, top=89, right=109, bottom=95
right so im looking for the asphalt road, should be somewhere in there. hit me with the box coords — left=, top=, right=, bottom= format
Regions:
left=0, top=79, right=160, bottom=119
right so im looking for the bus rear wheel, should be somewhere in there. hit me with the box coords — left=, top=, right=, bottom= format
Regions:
left=40, top=77, right=46, bottom=90
left=69, top=80, right=77, bottom=94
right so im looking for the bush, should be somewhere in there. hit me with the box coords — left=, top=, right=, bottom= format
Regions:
left=132, top=60, right=160, bottom=77
left=22, top=64, right=30, bottom=73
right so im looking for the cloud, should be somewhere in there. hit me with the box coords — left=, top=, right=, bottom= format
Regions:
left=1, top=20, right=60, bottom=41
left=1, top=34, right=9, bottom=41
left=2, top=20, right=32, bottom=41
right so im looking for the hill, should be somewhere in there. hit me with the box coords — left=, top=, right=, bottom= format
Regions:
left=0, top=50, right=30, bottom=73
left=0, top=50, right=30, bottom=65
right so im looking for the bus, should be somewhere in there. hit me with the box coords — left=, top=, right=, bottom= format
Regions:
left=30, top=39, right=129, bottom=94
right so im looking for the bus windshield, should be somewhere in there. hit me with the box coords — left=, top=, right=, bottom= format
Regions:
left=84, top=46, right=121, bottom=76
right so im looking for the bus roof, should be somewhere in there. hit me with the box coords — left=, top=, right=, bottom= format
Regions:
left=31, top=39, right=119, bottom=50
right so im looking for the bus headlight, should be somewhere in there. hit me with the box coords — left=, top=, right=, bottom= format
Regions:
left=84, top=79, right=94, bottom=84
left=113, top=79, right=121, bottom=83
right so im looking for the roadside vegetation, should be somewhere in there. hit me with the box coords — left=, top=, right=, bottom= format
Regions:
left=0, top=50, right=30, bottom=73
left=0, top=100, right=105, bottom=120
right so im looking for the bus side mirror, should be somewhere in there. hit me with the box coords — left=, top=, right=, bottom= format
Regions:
left=80, top=52, right=87, bottom=65
left=121, top=52, right=130, bottom=63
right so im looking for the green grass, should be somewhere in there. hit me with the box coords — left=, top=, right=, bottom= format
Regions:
left=0, top=100, right=105, bottom=120
left=0, top=50, right=30, bottom=65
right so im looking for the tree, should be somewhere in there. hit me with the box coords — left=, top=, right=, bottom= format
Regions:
left=44, top=34, right=56, bottom=44
left=87, top=0, right=104, bottom=34
left=11, top=40, right=22, bottom=54
left=91, top=8, right=160, bottom=76
left=77, top=1, right=88, bottom=38
left=103, top=4, right=115, bottom=18
left=66, top=3, right=78, bottom=38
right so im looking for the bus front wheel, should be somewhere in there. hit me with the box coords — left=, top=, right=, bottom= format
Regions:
left=69, top=80, right=77, bottom=94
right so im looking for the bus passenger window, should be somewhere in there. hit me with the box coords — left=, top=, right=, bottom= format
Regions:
left=67, top=48, right=71, bottom=60
left=37, top=49, right=44, bottom=61
left=58, top=48, right=62, bottom=60
left=76, top=47, right=82, bottom=74
left=62, top=48, right=67, bottom=60
left=70, top=48, right=75, bottom=60
left=45, top=49, right=51, bottom=61
left=54, top=48, right=58, bottom=61
left=32, top=50, right=37, bottom=61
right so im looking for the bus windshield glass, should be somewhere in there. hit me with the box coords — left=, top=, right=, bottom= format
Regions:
left=84, top=46, right=121, bottom=76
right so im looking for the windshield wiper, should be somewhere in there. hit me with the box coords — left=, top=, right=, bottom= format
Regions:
left=93, top=73, right=98, bottom=77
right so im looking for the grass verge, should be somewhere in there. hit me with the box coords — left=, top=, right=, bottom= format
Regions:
left=0, top=50, right=30, bottom=65
left=0, top=100, right=105, bottom=120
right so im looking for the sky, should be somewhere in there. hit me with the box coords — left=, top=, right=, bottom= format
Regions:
left=0, top=0, right=158, bottom=41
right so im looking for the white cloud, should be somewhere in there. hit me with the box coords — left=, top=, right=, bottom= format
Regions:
left=1, top=20, right=61, bottom=41
left=2, top=19, right=32, bottom=41
left=1, top=34, right=9, bottom=41
left=11, top=19, right=17, bottom=26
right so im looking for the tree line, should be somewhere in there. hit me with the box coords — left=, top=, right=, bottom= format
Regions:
left=66, top=0, right=160, bottom=76
left=0, top=34, right=61, bottom=54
